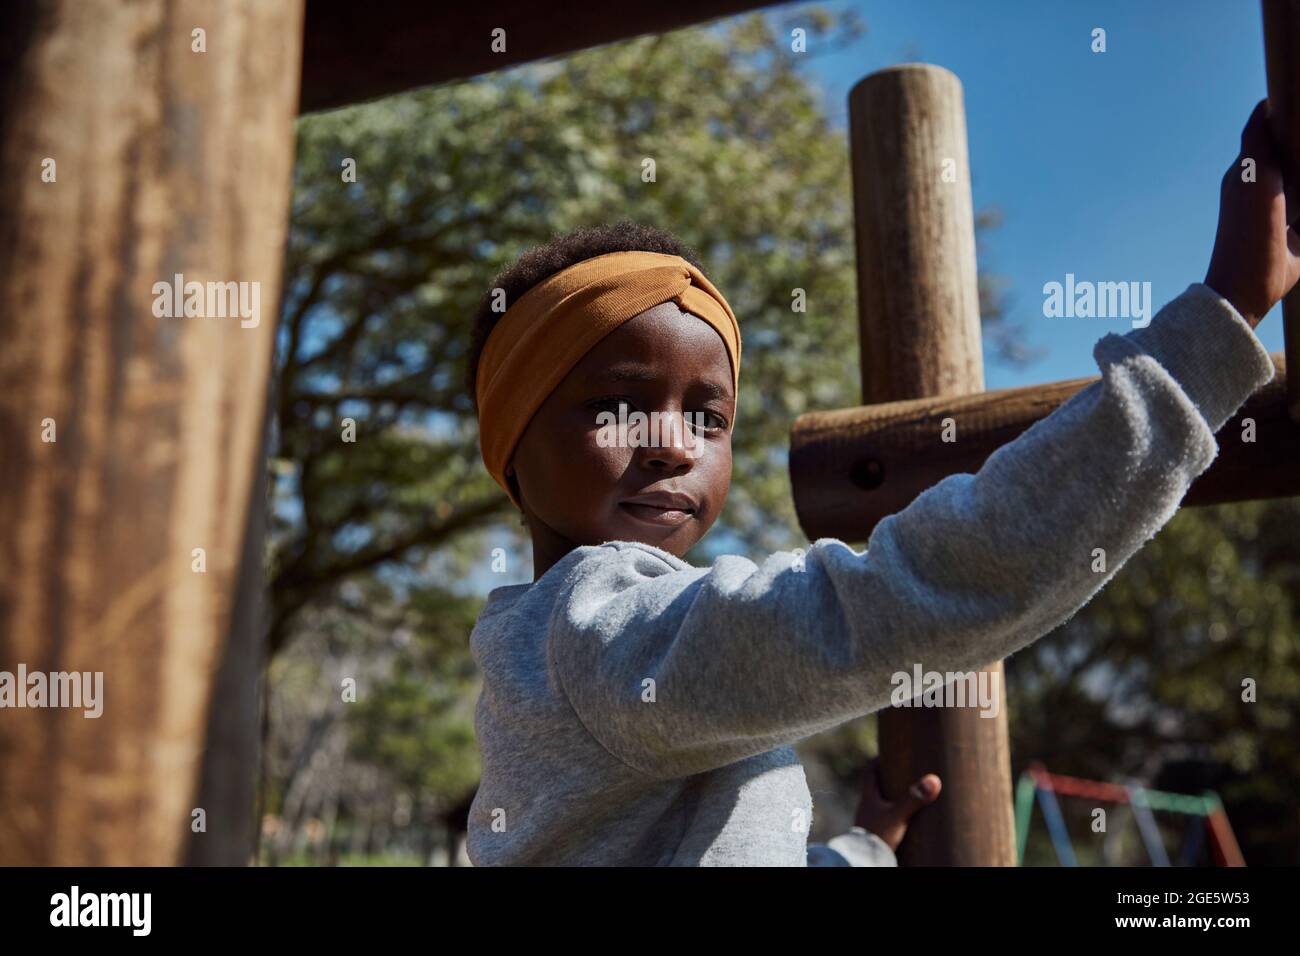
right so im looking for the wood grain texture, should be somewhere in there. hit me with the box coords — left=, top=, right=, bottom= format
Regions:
left=791, top=354, right=1296, bottom=541
left=0, top=0, right=303, bottom=865
left=845, top=64, right=1017, bottom=866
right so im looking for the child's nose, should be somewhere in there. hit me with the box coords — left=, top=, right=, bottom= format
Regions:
left=637, top=409, right=702, bottom=468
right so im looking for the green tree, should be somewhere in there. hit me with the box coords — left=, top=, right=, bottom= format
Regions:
left=1007, top=498, right=1300, bottom=865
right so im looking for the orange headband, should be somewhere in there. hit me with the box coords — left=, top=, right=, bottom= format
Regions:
left=476, top=250, right=742, bottom=510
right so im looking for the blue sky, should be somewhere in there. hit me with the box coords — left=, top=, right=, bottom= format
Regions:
left=799, top=0, right=1285, bottom=389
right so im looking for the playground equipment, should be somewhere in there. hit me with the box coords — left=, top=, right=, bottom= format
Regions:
left=1015, top=763, right=1247, bottom=867
left=1, top=0, right=1297, bottom=867
left=788, top=1, right=1300, bottom=864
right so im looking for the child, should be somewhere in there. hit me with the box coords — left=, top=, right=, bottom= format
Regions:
left=464, top=100, right=1297, bottom=865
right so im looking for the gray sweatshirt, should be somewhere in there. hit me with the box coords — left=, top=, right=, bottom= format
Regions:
left=467, top=283, right=1276, bottom=866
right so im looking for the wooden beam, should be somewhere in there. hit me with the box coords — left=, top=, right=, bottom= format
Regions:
left=0, top=0, right=303, bottom=865
left=1261, top=0, right=1300, bottom=423
left=846, top=65, right=1017, bottom=866
left=299, top=0, right=781, bottom=113
left=790, top=354, right=1297, bottom=542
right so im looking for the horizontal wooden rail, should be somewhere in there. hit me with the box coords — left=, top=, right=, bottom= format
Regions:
left=790, top=354, right=1298, bottom=542
left=299, top=0, right=779, bottom=113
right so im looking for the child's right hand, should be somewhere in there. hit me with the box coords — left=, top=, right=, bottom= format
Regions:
left=853, top=757, right=941, bottom=852
left=1203, top=98, right=1300, bottom=329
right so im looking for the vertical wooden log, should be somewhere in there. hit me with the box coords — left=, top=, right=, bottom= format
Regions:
left=0, top=0, right=303, bottom=865
left=848, top=64, right=1017, bottom=865
left=184, top=399, right=271, bottom=866
left=1261, top=0, right=1300, bottom=424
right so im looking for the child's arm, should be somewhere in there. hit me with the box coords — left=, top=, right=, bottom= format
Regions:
left=552, top=281, right=1273, bottom=781
left=548, top=103, right=1294, bottom=782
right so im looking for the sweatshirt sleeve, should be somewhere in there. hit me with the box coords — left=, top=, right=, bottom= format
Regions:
left=549, top=282, right=1277, bottom=781
left=807, top=828, right=898, bottom=867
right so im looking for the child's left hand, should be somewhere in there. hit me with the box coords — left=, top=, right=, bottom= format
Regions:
left=1203, top=98, right=1300, bottom=329
left=853, top=757, right=942, bottom=851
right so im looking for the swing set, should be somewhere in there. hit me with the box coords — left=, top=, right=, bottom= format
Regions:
left=1015, top=762, right=1247, bottom=867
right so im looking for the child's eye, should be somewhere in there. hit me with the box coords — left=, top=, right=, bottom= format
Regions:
left=688, top=411, right=729, bottom=433
left=591, top=397, right=633, bottom=417
left=589, top=399, right=728, bottom=433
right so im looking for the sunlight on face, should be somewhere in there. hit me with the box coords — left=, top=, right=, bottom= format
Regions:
left=510, top=302, right=736, bottom=566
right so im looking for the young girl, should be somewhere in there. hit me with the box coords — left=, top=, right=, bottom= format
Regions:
left=463, top=100, right=1296, bottom=865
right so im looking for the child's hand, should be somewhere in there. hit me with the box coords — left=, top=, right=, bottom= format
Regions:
left=852, top=757, right=941, bottom=852
left=1203, top=98, right=1300, bottom=329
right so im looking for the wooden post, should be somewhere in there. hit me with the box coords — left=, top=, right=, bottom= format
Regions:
left=847, top=64, right=1017, bottom=865
left=0, top=0, right=304, bottom=865
left=184, top=400, right=272, bottom=866
left=1262, top=0, right=1300, bottom=424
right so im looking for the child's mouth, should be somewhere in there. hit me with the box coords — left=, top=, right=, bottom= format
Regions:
left=618, top=502, right=695, bottom=526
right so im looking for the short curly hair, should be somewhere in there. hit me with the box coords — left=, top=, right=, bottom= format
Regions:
left=465, top=220, right=706, bottom=415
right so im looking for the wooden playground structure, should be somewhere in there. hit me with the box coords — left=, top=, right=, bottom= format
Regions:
left=1, top=0, right=1297, bottom=866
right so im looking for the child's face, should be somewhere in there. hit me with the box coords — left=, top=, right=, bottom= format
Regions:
left=509, top=301, right=735, bottom=560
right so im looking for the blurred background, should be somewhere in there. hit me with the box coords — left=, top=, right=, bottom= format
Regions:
left=258, top=1, right=1299, bottom=865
